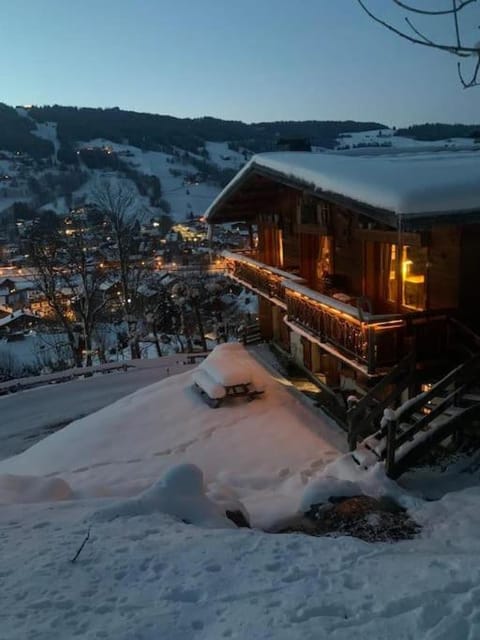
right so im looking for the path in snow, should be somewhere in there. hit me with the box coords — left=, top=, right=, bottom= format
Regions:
left=0, top=356, right=195, bottom=460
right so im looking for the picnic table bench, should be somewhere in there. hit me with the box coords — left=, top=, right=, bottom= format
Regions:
left=192, top=368, right=264, bottom=408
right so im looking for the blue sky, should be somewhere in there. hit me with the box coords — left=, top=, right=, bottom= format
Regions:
left=1, top=0, right=479, bottom=126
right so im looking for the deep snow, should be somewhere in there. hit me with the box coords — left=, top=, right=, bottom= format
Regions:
left=0, top=355, right=196, bottom=460
left=1, top=345, right=480, bottom=639
left=0, top=346, right=344, bottom=524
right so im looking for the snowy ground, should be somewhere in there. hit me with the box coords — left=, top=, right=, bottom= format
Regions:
left=0, top=346, right=345, bottom=520
left=1, top=345, right=480, bottom=639
left=3, top=492, right=480, bottom=640
left=0, top=355, right=196, bottom=460
left=337, top=128, right=478, bottom=152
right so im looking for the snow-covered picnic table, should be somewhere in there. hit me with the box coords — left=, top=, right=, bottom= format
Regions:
left=192, top=344, right=264, bottom=408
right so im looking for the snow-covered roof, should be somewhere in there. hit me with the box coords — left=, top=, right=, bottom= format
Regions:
left=0, top=309, right=40, bottom=328
left=206, top=150, right=480, bottom=220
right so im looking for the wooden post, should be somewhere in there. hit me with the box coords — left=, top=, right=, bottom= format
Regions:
left=319, top=307, right=325, bottom=343
left=248, top=224, right=254, bottom=252
left=367, top=327, right=376, bottom=374
left=347, top=411, right=357, bottom=451
left=384, top=408, right=397, bottom=477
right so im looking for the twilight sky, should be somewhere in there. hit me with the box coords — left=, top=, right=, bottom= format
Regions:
left=2, top=0, right=479, bottom=126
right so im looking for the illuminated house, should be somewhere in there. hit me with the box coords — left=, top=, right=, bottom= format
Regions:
left=206, top=150, right=480, bottom=460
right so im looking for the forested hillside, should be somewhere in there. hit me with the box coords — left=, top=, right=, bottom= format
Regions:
left=395, top=123, right=480, bottom=141
left=24, top=104, right=388, bottom=152
left=0, top=104, right=54, bottom=158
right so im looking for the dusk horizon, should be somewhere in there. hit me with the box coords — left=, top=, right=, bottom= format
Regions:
left=2, top=0, right=479, bottom=128
left=6, top=100, right=480, bottom=129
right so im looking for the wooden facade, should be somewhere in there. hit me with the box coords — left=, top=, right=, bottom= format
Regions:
left=208, top=163, right=480, bottom=399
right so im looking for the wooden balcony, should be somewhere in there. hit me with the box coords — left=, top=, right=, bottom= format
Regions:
left=221, top=250, right=450, bottom=376
left=221, top=250, right=306, bottom=308
left=284, top=283, right=450, bottom=375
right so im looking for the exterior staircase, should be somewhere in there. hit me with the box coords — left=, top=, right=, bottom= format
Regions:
left=353, top=353, right=480, bottom=478
left=348, top=320, right=480, bottom=479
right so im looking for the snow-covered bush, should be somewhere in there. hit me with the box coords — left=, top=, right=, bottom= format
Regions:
left=93, top=463, right=248, bottom=529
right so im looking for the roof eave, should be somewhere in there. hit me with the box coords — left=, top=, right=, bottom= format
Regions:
left=206, top=157, right=480, bottom=229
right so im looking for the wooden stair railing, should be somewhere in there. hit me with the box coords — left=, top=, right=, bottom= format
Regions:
left=379, top=352, right=480, bottom=477
left=394, top=352, right=480, bottom=426
left=386, top=404, right=480, bottom=479
left=347, top=352, right=416, bottom=450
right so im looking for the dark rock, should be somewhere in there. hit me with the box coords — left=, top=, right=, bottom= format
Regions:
left=274, top=495, right=420, bottom=542
left=226, top=509, right=250, bottom=528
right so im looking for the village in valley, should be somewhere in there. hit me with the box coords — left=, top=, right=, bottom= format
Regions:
left=2, top=2, right=480, bottom=639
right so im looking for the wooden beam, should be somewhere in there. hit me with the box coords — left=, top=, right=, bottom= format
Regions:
left=297, top=223, right=330, bottom=236
left=355, top=228, right=422, bottom=246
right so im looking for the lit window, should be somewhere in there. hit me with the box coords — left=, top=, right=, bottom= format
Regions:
left=401, top=246, right=426, bottom=310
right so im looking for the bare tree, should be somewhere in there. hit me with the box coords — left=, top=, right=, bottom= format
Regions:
left=170, top=279, right=208, bottom=352
left=28, top=220, right=111, bottom=367
left=92, top=181, right=147, bottom=359
left=28, top=238, right=83, bottom=367
left=356, top=0, right=480, bottom=87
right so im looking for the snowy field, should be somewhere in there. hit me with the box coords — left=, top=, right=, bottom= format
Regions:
left=0, top=355, right=196, bottom=460
left=0, top=345, right=344, bottom=516
left=337, top=128, right=478, bottom=152
left=1, top=345, right=480, bottom=639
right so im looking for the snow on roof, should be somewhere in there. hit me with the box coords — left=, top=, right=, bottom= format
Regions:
left=0, top=277, right=35, bottom=291
left=206, top=150, right=480, bottom=219
left=0, top=309, right=40, bottom=327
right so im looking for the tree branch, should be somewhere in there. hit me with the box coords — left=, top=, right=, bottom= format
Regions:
left=458, top=53, right=480, bottom=86
left=392, top=0, right=477, bottom=16
left=356, top=0, right=480, bottom=56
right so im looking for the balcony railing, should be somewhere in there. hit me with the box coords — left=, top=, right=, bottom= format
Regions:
left=221, top=250, right=450, bottom=375
left=283, top=284, right=406, bottom=373
left=222, top=250, right=305, bottom=307
left=284, top=283, right=450, bottom=374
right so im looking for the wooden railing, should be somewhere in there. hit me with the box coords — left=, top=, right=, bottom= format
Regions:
left=382, top=352, right=480, bottom=478
left=347, top=353, right=416, bottom=449
left=284, top=286, right=409, bottom=374
left=221, top=250, right=305, bottom=307
left=284, top=285, right=452, bottom=374
left=222, top=250, right=451, bottom=376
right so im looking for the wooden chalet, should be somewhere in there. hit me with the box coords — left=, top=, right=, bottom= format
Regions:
left=206, top=150, right=480, bottom=476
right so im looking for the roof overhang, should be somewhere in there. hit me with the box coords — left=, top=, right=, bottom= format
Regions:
left=206, top=154, right=480, bottom=230
left=206, top=160, right=400, bottom=227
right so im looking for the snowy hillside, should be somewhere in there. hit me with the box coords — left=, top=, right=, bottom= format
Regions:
left=2, top=110, right=478, bottom=222
left=2, top=345, right=480, bottom=639
left=336, top=127, right=478, bottom=153
left=0, top=110, right=246, bottom=220
left=83, top=138, right=226, bottom=220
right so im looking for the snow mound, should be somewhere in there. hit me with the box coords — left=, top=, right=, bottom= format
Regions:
left=192, top=369, right=226, bottom=399
left=93, top=463, right=237, bottom=529
left=199, top=342, right=254, bottom=387
left=301, top=454, right=423, bottom=514
left=300, top=476, right=362, bottom=512
left=206, top=481, right=250, bottom=524
left=0, top=474, right=73, bottom=504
